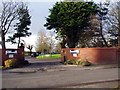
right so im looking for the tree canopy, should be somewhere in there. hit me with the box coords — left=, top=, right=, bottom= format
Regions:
left=107, top=1, right=120, bottom=47
left=0, top=1, right=31, bottom=49
left=7, top=4, right=31, bottom=47
left=0, top=1, right=23, bottom=49
left=44, top=1, right=98, bottom=48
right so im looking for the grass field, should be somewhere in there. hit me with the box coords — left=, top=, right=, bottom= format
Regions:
left=36, top=54, right=61, bottom=59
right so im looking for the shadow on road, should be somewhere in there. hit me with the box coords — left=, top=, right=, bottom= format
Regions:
left=25, top=57, right=63, bottom=68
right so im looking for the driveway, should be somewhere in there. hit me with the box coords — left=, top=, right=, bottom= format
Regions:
left=2, top=57, right=120, bottom=88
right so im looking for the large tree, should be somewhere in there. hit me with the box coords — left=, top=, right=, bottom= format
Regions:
left=0, top=1, right=24, bottom=49
left=44, top=1, right=98, bottom=48
left=96, top=1, right=110, bottom=47
left=106, top=1, right=120, bottom=47
left=7, top=4, right=31, bottom=47
left=35, top=30, right=50, bottom=54
left=47, top=31, right=56, bottom=54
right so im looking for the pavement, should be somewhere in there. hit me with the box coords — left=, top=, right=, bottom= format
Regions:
left=2, top=58, right=120, bottom=89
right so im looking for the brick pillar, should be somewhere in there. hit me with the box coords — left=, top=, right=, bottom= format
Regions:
left=17, top=45, right=25, bottom=62
left=118, top=48, right=120, bottom=64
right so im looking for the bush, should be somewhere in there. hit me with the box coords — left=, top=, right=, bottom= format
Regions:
left=4, top=59, right=20, bottom=68
left=78, top=60, right=91, bottom=66
left=0, top=66, right=4, bottom=69
left=64, top=59, right=77, bottom=65
left=64, top=59, right=91, bottom=66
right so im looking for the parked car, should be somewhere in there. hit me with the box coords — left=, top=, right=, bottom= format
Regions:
left=31, top=52, right=39, bottom=57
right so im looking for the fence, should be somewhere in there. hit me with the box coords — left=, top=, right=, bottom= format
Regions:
left=61, top=48, right=120, bottom=64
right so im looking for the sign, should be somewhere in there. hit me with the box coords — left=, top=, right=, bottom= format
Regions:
left=70, top=50, right=80, bottom=57
left=6, top=50, right=17, bottom=54
left=70, top=50, right=79, bottom=54
left=9, top=54, right=14, bottom=58
left=73, top=54, right=77, bottom=57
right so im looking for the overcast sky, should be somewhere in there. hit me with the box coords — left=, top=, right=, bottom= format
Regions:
left=0, top=0, right=119, bottom=51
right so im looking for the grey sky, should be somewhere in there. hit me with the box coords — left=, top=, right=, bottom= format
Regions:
left=28, top=2, right=55, bottom=35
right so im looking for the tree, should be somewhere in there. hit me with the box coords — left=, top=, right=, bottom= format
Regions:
left=106, top=1, right=120, bottom=47
left=44, top=1, right=98, bottom=48
left=75, top=15, right=99, bottom=47
left=0, top=1, right=23, bottom=49
left=35, top=30, right=50, bottom=54
left=47, top=31, right=56, bottom=54
left=26, top=44, right=33, bottom=55
left=54, top=42, right=61, bottom=53
left=7, top=3, right=31, bottom=48
left=96, top=1, right=110, bottom=47
left=77, top=1, right=110, bottom=48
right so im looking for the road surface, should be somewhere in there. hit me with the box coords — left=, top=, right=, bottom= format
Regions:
left=2, top=67, right=119, bottom=88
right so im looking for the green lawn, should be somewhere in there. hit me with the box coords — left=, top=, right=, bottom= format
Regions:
left=36, top=54, right=61, bottom=59
left=0, top=66, right=3, bottom=69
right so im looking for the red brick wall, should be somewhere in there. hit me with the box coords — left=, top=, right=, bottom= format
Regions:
left=61, top=48, right=120, bottom=64
left=0, top=47, right=24, bottom=65
left=117, top=49, right=120, bottom=63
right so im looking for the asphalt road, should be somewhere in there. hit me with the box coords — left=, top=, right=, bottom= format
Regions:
left=2, top=67, right=119, bottom=88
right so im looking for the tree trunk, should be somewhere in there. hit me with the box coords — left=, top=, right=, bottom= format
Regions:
left=18, top=37, right=21, bottom=48
left=30, top=49, right=32, bottom=56
left=1, top=30, right=6, bottom=65
left=118, top=23, right=120, bottom=47
left=100, top=20, right=108, bottom=47
left=118, top=9, right=120, bottom=48
left=1, top=30, right=6, bottom=49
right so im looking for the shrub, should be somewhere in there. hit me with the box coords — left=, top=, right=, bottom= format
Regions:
left=64, top=58, right=91, bottom=66
left=78, top=59, right=91, bottom=66
left=64, top=59, right=77, bottom=65
left=0, top=66, right=4, bottom=69
left=4, top=59, right=20, bottom=68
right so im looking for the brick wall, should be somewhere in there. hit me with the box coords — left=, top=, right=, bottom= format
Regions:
left=0, top=46, right=24, bottom=65
left=61, top=48, right=120, bottom=64
left=117, top=49, right=120, bottom=63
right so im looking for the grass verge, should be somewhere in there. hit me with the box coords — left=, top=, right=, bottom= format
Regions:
left=0, top=66, right=3, bottom=69
left=36, top=54, right=61, bottom=59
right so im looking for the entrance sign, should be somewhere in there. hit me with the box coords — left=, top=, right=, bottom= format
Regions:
left=9, top=54, right=14, bottom=58
left=73, top=54, right=77, bottom=57
left=70, top=50, right=79, bottom=54
left=70, top=50, right=80, bottom=57
left=6, top=50, right=17, bottom=54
